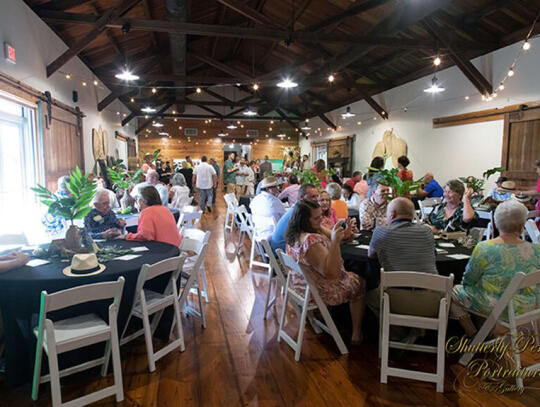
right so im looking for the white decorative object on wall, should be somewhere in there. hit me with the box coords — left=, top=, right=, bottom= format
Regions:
left=371, top=129, right=408, bottom=167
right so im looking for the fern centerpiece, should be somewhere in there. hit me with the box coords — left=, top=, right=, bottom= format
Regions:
left=31, top=167, right=96, bottom=250
left=107, top=161, right=144, bottom=211
left=292, top=168, right=336, bottom=188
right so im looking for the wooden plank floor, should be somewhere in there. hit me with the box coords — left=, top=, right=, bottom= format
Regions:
left=2, top=193, right=540, bottom=406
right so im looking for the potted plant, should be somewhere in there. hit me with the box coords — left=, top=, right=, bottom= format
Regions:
left=107, top=163, right=144, bottom=211
left=371, top=167, right=424, bottom=198
left=458, top=166, right=505, bottom=196
left=333, top=149, right=342, bottom=158
left=292, top=168, right=336, bottom=188
left=31, top=166, right=96, bottom=250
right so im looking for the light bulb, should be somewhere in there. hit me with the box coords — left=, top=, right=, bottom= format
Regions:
left=433, top=56, right=441, bottom=66
left=499, top=84, right=505, bottom=91
left=196, top=87, right=202, bottom=93
left=130, top=98, right=135, bottom=103
left=252, top=83, right=259, bottom=90
left=82, top=81, right=87, bottom=86
left=93, top=80, right=98, bottom=86
left=328, top=74, right=335, bottom=82
left=508, top=68, right=514, bottom=77
left=523, top=41, right=531, bottom=51
left=152, top=87, right=157, bottom=93
left=65, top=74, right=71, bottom=79
left=465, top=96, right=470, bottom=100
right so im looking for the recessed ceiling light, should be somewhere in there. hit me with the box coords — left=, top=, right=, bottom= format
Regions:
left=277, top=78, right=298, bottom=88
left=141, top=106, right=156, bottom=113
left=152, top=122, right=164, bottom=127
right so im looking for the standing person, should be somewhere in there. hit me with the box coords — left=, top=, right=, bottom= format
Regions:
left=260, top=155, right=273, bottom=177
left=300, top=154, right=310, bottom=171
left=234, top=156, right=246, bottom=199
left=245, top=161, right=257, bottom=196
left=223, top=152, right=237, bottom=194
left=179, top=161, right=194, bottom=195
left=313, top=159, right=328, bottom=189
left=345, top=171, right=363, bottom=190
left=210, top=158, right=221, bottom=204
left=185, top=156, right=194, bottom=169
left=397, top=156, right=413, bottom=181
left=254, top=159, right=262, bottom=182
left=192, top=156, right=217, bottom=213
left=366, top=156, right=385, bottom=198
left=141, top=153, right=155, bottom=173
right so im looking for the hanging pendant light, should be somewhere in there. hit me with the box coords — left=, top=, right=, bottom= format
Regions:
left=423, top=75, right=445, bottom=93
left=341, top=106, right=355, bottom=118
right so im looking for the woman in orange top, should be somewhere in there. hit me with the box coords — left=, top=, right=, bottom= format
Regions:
left=326, top=182, right=348, bottom=220
left=397, top=155, right=413, bottom=181
left=126, top=185, right=182, bottom=247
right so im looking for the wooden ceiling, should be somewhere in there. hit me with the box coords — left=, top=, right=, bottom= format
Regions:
left=26, top=0, right=540, bottom=134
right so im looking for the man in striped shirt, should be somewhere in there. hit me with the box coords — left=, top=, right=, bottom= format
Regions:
left=367, top=197, right=441, bottom=321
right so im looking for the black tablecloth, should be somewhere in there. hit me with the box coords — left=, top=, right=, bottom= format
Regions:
left=341, top=231, right=472, bottom=290
left=122, top=207, right=180, bottom=233
left=0, top=240, right=179, bottom=387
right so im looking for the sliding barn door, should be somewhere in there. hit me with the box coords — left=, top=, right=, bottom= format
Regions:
left=501, top=106, right=540, bottom=187
left=42, top=105, right=84, bottom=191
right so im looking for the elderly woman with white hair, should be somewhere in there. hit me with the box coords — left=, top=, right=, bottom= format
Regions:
left=169, top=173, right=192, bottom=210
left=84, top=189, right=126, bottom=239
left=451, top=199, right=540, bottom=335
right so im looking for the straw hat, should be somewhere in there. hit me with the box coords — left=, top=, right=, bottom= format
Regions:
left=63, top=253, right=106, bottom=277
left=512, top=193, right=531, bottom=203
left=260, top=176, right=279, bottom=189
left=497, top=180, right=516, bottom=193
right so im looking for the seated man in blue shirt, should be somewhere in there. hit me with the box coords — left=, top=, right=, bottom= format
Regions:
left=84, top=190, right=126, bottom=239
left=489, top=177, right=513, bottom=201
left=417, top=172, right=443, bottom=198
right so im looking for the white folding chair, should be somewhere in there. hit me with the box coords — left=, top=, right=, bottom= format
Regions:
left=224, top=193, right=238, bottom=232
left=177, top=235, right=209, bottom=328
left=418, top=198, right=441, bottom=221
left=177, top=209, right=202, bottom=230
left=118, top=256, right=187, bottom=372
left=32, top=277, right=125, bottom=407
left=459, top=270, right=540, bottom=389
left=525, top=219, right=540, bottom=243
left=476, top=209, right=494, bottom=240
left=180, top=227, right=211, bottom=303
left=276, top=250, right=348, bottom=361
left=260, top=239, right=287, bottom=320
left=249, top=215, right=275, bottom=272
left=235, top=205, right=253, bottom=256
left=379, top=271, right=453, bottom=393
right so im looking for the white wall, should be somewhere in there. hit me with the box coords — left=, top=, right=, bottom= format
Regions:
left=0, top=0, right=137, bottom=173
left=301, top=37, right=540, bottom=192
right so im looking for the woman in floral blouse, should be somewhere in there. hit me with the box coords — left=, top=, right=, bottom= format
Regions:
left=285, top=200, right=366, bottom=343
left=427, top=179, right=476, bottom=233
left=451, top=200, right=540, bottom=336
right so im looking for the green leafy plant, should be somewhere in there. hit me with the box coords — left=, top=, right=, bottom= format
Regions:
left=107, top=164, right=144, bottom=190
left=372, top=167, right=424, bottom=198
left=152, top=149, right=162, bottom=162
left=483, top=166, right=505, bottom=180
left=458, top=176, right=485, bottom=194
left=333, top=149, right=341, bottom=157
left=31, top=166, right=96, bottom=225
left=293, top=168, right=336, bottom=188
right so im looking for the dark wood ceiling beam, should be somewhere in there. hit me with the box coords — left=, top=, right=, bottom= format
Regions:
left=44, top=0, right=142, bottom=77
left=38, top=11, right=456, bottom=49
left=121, top=111, right=137, bottom=126
left=215, top=0, right=276, bottom=28
left=301, top=0, right=393, bottom=33
left=276, top=109, right=302, bottom=132
left=190, top=53, right=253, bottom=79
left=35, top=0, right=95, bottom=11
left=190, top=102, right=224, bottom=118
left=132, top=99, right=269, bottom=107
left=136, top=102, right=174, bottom=134
left=135, top=113, right=296, bottom=121
left=225, top=107, right=246, bottom=117
left=434, top=10, right=496, bottom=43
left=166, top=0, right=188, bottom=114
left=98, top=88, right=138, bottom=111
left=464, top=0, right=513, bottom=25
left=299, top=94, right=337, bottom=130
left=211, top=5, right=228, bottom=58
left=423, top=19, right=493, bottom=95
left=99, top=73, right=251, bottom=84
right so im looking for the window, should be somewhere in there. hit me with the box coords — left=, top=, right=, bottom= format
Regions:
left=0, top=96, right=42, bottom=242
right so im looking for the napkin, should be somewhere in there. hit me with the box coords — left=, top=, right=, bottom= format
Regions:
left=446, top=254, right=470, bottom=260
left=131, top=246, right=149, bottom=252
left=115, top=254, right=142, bottom=261
left=27, top=259, right=50, bottom=267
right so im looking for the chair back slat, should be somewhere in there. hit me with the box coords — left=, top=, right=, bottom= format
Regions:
left=44, top=277, right=125, bottom=313
left=261, top=239, right=287, bottom=285
left=276, top=249, right=301, bottom=276
left=177, top=210, right=202, bottom=230
left=380, top=271, right=453, bottom=293
left=517, top=269, right=540, bottom=290
left=180, top=227, right=211, bottom=244
left=525, top=219, right=540, bottom=244
left=140, top=255, right=187, bottom=284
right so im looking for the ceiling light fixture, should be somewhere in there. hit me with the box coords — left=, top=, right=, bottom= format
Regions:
left=151, top=87, right=157, bottom=94
left=243, top=107, right=257, bottom=116
left=423, top=75, right=445, bottom=93
left=115, top=68, right=139, bottom=81
left=508, top=68, right=515, bottom=77
left=328, top=74, right=335, bottom=83
left=301, top=121, right=311, bottom=130
left=196, top=87, right=202, bottom=93
left=152, top=122, right=164, bottom=128
left=218, top=130, right=227, bottom=137
left=252, top=83, right=259, bottom=90
left=158, top=132, right=168, bottom=136
left=141, top=106, right=156, bottom=113
left=277, top=133, right=286, bottom=138
left=227, top=122, right=237, bottom=130
left=433, top=56, right=441, bottom=66
left=341, top=106, right=356, bottom=118
left=277, top=78, right=298, bottom=88
left=523, top=40, right=531, bottom=51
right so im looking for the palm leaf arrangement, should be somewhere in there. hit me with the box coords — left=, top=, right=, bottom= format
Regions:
left=459, top=166, right=506, bottom=194
left=107, top=162, right=144, bottom=191
left=292, top=167, right=336, bottom=188
left=372, top=167, right=424, bottom=198
left=31, top=166, right=96, bottom=225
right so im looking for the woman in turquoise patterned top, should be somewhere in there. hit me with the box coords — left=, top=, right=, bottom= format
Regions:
left=427, top=179, right=476, bottom=233
left=451, top=200, right=540, bottom=336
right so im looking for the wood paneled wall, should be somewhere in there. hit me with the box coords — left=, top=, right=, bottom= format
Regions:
left=137, top=118, right=300, bottom=169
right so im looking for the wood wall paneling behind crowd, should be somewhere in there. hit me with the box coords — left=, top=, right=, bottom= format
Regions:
left=0, top=72, right=84, bottom=191
left=137, top=119, right=300, bottom=171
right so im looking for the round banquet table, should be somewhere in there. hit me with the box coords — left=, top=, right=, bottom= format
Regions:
left=0, top=240, right=179, bottom=387
left=341, top=230, right=473, bottom=291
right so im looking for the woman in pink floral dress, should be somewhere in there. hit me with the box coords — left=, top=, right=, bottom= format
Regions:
left=318, top=190, right=338, bottom=229
left=285, top=200, right=366, bottom=344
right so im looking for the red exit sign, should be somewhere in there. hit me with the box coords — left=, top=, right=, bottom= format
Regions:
left=4, top=42, right=16, bottom=64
